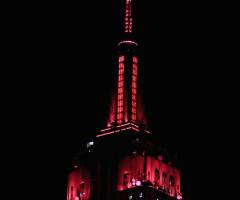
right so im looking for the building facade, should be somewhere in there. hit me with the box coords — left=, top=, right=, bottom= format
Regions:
left=67, top=0, right=183, bottom=200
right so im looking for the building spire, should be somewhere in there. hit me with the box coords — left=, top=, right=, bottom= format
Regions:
left=97, top=0, right=149, bottom=137
left=124, top=0, right=133, bottom=33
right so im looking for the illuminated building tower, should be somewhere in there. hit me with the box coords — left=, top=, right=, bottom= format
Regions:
left=67, top=0, right=183, bottom=200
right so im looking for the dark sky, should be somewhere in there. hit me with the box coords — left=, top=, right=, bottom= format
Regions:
left=14, top=1, right=225, bottom=199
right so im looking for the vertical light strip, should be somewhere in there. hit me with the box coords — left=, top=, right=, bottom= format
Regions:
left=132, top=56, right=138, bottom=121
left=125, top=0, right=133, bottom=33
left=117, top=56, right=125, bottom=124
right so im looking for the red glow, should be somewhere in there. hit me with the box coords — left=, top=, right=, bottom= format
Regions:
left=117, top=155, right=181, bottom=198
left=125, top=0, right=133, bottom=33
left=131, top=56, right=138, bottom=121
left=117, top=155, right=144, bottom=190
left=67, top=167, right=91, bottom=200
left=146, top=156, right=181, bottom=196
left=97, top=130, right=121, bottom=137
left=98, top=123, right=141, bottom=137
left=99, top=35, right=150, bottom=134
left=117, top=122, right=131, bottom=128
left=117, top=56, right=125, bottom=124
left=100, top=127, right=111, bottom=132
left=107, top=93, right=116, bottom=127
left=131, top=127, right=140, bottom=132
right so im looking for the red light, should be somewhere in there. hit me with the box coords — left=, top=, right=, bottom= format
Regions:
left=67, top=168, right=91, bottom=200
left=125, top=0, right=133, bottom=33
left=117, top=155, right=181, bottom=198
left=133, top=57, right=138, bottom=63
left=100, top=127, right=111, bottom=132
left=131, top=56, right=138, bottom=122
left=119, top=56, right=125, bottom=62
left=117, top=123, right=131, bottom=128
left=117, top=56, right=125, bottom=124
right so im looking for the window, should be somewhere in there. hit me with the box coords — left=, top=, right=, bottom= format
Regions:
left=80, top=182, right=85, bottom=195
left=154, top=168, right=160, bottom=187
left=169, top=176, right=175, bottom=196
left=169, top=176, right=175, bottom=186
left=162, top=172, right=167, bottom=190
left=70, top=186, right=74, bottom=200
left=76, top=190, right=80, bottom=197
left=123, top=172, right=130, bottom=188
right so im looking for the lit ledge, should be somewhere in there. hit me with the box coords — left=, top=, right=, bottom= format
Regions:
left=97, top=122, right=151, bottom=137
left=118, top=40, right=138, bottom=46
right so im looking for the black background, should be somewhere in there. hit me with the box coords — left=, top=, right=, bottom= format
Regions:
left=7, top=1, right=229, bottom=199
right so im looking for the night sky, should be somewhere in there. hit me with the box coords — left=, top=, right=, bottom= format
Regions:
left=15, top=1, right=224, bottom=200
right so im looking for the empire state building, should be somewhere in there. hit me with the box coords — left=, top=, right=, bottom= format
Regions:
left=67, top=0, right=183, bottom=199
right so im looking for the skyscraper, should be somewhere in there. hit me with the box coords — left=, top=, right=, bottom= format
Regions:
left=67, top=0, right=183, bottom=199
